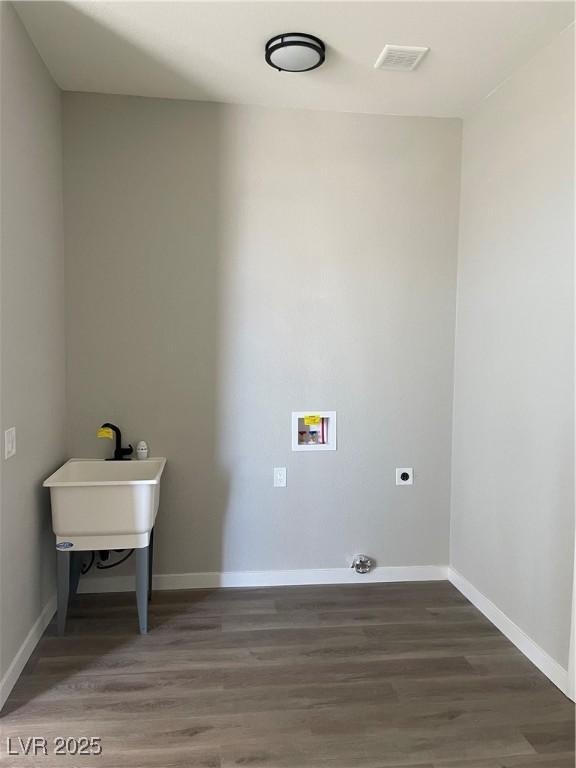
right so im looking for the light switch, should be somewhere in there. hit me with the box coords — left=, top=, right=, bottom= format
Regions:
left=4, top=427, right=16, bottom=459
left=273, top=467, right=287, bottom=487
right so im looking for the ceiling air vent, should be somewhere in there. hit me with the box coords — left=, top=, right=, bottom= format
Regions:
left=374, top=45, right=429, bottom=71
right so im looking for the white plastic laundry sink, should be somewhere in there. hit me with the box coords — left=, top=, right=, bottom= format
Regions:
left=43, top=458, right=166, bottom=551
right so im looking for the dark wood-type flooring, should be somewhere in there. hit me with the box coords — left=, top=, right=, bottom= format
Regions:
left=2, top=581, right=574, bottom=767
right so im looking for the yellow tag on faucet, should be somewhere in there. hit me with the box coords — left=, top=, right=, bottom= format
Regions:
left=97, top=427, right=114, bottom=440
left=304, top=415, right=321, bottom=426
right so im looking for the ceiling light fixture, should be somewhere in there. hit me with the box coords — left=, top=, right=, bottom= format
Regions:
left=265, top=33, right=325, bottom=73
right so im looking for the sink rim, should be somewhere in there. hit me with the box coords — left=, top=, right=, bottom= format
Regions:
left=43, top=457, right=166, bottom=487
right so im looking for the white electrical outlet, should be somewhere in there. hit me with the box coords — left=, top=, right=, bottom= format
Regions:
left=273, top=467, right=287, bottom=487
left=396, top=467, right=413, bottom=485
left=4, top=427, right=16, bottom=459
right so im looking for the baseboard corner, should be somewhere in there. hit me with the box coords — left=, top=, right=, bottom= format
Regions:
left=0, top=593, right=56, bottom=711
left=448, top=567, right=572, bottom=699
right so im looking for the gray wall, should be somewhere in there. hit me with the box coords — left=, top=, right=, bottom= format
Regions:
left=63, top=94, right=462, bottom=579
left=0, top=4, right=66, bottom=684
left=451, top=27, right=574, bottom=668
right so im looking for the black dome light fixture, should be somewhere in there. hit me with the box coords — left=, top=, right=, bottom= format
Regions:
left=265, top=33, right=326, bottom=73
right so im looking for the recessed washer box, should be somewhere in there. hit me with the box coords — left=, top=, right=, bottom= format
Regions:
left=291, top=411, right=336, bottom=452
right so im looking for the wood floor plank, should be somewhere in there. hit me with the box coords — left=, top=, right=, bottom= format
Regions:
left=1, top=581, right=573, bottom=768
left=464, top=653, right=540, bottom=677
left=34, top=624, right=368, bottom=655
left=392, top=673, right=554, bottom=702
left=23, top=633, right=514, bottom=681
left=12, top=656, right=468, bottom=703
left=363, top=621, right=501, bottom=642
left=249, top=634, right=515, bottom=665
left=497, top=754, right=576, bottom=767
left=519, top=720, right=575, bottom=754
left=1, top=679, right=398, bottom=724
left=218, top=723, right=535, bottom=766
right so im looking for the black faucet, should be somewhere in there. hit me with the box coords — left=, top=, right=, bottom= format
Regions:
left=101, top=423, right=133, bottom=461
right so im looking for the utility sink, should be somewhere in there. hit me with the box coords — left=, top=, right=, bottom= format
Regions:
left=44, top=458, right=166, bottom=635
left=44, top=458, right=166, bottom=551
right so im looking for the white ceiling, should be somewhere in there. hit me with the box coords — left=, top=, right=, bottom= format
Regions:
left=16, top=1, right=574, bottom=118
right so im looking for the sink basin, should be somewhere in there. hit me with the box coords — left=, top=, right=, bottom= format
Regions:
left=43, top=458, right=166, bottom=551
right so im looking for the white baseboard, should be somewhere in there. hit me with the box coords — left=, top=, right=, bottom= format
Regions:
left=449, top=568, right=572, bottom=699
left=0, top=594, right=56, bottom=711
left=79, top=564, right=449, bottom=594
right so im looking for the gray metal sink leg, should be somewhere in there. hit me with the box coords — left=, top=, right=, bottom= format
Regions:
left=56, top=550, right=70, bottom=636
left=135, top=545, right=149, bottom=634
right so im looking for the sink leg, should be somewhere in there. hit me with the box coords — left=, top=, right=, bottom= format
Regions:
left=56, top=550, right=70, bottom=636
left=148, top=528, right=154, bottom=602
left=135, top=545, right=149, bottom=634
left=70, top=552, right=83, bottom=597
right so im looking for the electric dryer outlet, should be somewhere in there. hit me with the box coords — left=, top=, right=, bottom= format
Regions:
left=396, top=468, right=414, bottom=485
